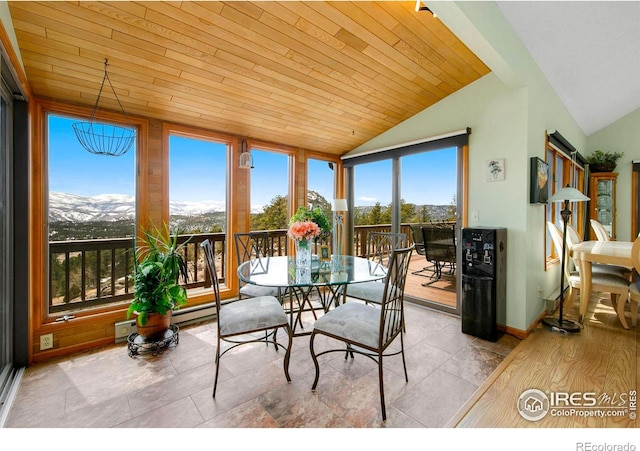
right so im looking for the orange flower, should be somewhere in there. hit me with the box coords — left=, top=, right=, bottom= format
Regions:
left=288, top=220, right=321, bottom=241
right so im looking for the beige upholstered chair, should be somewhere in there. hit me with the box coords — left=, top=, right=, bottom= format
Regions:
left=547, top=222, right=630, bottom=328
left=626, top=238, right=640, bottom=327
left=201, top=239, right=292, bottom=397
left=310, top=245, right=414, bottom=421
left=560, top=222, right=631, bottom=280
left=590, top=219, right=611, bottom=242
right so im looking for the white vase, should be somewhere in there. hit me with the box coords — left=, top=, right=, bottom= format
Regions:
left=295, top=238, right=312, bottom=284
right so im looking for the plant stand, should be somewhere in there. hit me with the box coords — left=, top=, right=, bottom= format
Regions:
left=127, top=324, right=179, bottom=358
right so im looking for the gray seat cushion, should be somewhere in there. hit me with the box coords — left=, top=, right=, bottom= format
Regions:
left=346, top=280, right=385, bottom=304
left=592, top=263, right=631, bottom=279
left=240, top=284, right=280, bottom=298
left=313, top=302, right=380, bottom=349
left=568, top=271, right=629, bottom=288
left=219, top=296, right=288, bottom=337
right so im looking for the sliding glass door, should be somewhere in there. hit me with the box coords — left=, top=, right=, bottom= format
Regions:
left=344, top=130, right=468, bottom=315
left=400, top=148, right=459, bottom=311
left=0, top=85, right=14, bottom=418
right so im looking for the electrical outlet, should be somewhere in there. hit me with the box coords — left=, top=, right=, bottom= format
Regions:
left=40, top=333, right=53, bottom=350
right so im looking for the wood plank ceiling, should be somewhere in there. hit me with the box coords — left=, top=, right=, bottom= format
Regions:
left=8, top=1, right=489, bottom=155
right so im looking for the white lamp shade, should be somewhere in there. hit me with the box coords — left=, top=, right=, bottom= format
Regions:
left=549, top=186, right=590, bottom=203
left=332, top=199, right=348, bottom=211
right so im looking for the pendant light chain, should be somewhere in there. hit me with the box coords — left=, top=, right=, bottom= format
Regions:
left=72, top=59, right=136, bottom=157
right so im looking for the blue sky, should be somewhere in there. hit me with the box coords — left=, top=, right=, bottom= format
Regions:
left=49, top=115, right=457, bottom=209
left=355, top=148, right=457, bottom=206
left=48, top=115, right=135, bottom=197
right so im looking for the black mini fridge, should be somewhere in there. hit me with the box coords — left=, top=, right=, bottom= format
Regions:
left=461, top=227, right=507, bottom=341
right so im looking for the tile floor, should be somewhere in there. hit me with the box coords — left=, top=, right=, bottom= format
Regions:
left=5, top=301, right=520, bottom=429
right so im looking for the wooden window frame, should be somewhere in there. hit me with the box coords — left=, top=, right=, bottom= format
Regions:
left=545, top=138, right=586, bottom=267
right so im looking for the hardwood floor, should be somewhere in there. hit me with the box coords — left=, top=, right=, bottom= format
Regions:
left=449, top=291, right=638, bottom=429
left=405, top=254, right=457, bottom=308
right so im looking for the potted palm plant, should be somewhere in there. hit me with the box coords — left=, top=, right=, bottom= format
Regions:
left=127, top=225, right=189, bottom=340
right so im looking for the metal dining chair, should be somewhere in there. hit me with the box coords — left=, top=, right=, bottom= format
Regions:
left=309, top=244, right=414, bottom=421
left=345, top=232, right=407, bottom=306
left=234, top=232, right=281, bottom=300
left=201, top=239, right=292, bottom=397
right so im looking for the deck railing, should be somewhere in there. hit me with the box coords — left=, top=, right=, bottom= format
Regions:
left=48, top=224, right=425, bottom=314
left=48, top=232, right=226, bottom=314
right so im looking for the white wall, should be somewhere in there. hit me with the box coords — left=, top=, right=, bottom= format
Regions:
left=0, top=1, right=24, bottom=72
left=346, top=2, right=590, bottom=332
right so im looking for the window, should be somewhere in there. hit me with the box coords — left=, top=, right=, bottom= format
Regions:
left=249, top=148, right=290, bottom=231
left=354, top=159, right=393, bottom=227
left=307, top=157, right=334, bottom=224
left=400, top=148, right=457, bottom=223
left=168, top=131, right=228, bottom=288
left=545, top=142, right=586, bottom=263
left=47, top=114, right=136, bottom=314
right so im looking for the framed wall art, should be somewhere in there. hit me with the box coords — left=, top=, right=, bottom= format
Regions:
left=318, top=245, right=331, bottom=262
left=530, top=157, right=549, bottom=204
left=486, top=158, right=505, bottom=181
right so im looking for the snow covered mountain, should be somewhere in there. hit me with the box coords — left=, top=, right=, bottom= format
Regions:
left=49, top=192, right=224, bottom=222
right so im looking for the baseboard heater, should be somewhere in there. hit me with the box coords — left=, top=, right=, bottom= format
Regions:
left=114, top=302, right=217, bottom=343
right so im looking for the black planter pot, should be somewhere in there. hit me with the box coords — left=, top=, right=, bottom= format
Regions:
left=590, top=162, right=616, bottom=173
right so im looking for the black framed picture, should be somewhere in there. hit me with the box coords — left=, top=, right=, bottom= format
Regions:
left=530, top=157, right=549, bottom=204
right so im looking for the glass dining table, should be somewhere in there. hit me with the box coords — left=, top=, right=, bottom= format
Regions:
left=237, top=255, right=387, bottom=336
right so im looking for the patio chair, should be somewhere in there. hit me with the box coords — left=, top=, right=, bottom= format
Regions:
left=421, top=223, right=456, bottom=285
left=201, top=239, right=292, bottom=397
left=409, top=223, right=432, bottom=277
left=310, top=245, right=414, bottom=421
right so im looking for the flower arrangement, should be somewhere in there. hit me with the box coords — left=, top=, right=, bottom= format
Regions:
left=288, top=220, right=321, bottom=242
left=289, top=206, right=331, bottom=240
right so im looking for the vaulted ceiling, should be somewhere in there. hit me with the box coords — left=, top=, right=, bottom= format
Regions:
left=7, top=1, right=489, bottom=155
left=497, top=1, right=640, bottom=137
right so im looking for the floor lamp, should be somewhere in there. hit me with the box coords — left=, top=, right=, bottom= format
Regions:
left=542, top=185, right=590, bottom=333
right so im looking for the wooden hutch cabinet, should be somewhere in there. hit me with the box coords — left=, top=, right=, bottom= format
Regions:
left=588, top=172, right=617, bottom=240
